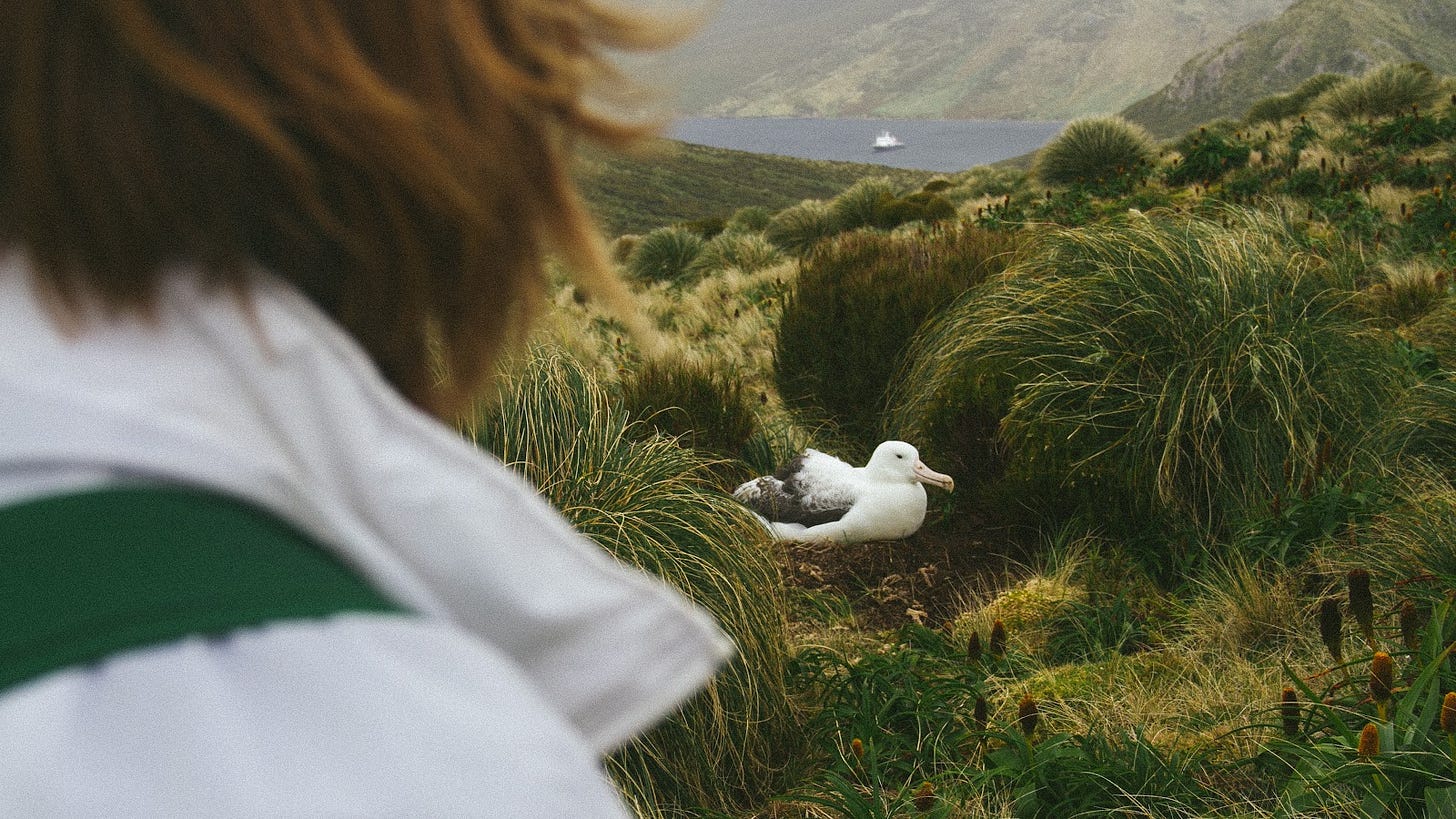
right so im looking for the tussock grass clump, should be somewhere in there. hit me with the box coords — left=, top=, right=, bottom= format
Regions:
left=1033, top=116, right=1155, bottom=189
left=724, top=204, right=773, bottom=234
left=775, top=223, right=1020, bottom=449
left=829, top=176, right=898, bottom=232
left=954, top=165, right=1026, bottom=199
left=627, top=225, right=706, bottom=285
left=1245, top=73, right=1348, bottom=125
left=472, top=349, right=798, bottom=815
left=1402, top=298, right=1456, bottom=364
left=1355, top=259, right=1450, bottom=327
left=690, top=230, right=784, bottom=276
left=642, top=260, right=794, bottom=388
left=1371, top=380, right=1456, bottom=482
left=609, top=234, right=639, bottom=265
left=889, top=208, right=1400, bottom=556
left=614, top=355, right=760, bottom=484
left=1333, top=471, right=1456, bottom=611
left=1314, top=62, right=1442, bottom=121
left=764, top=198, right=838, bottom=257
left=1184, top=558, right=1309, bottom=658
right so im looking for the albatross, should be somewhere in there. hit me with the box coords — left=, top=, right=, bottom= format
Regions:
left=733, top=440, right=954, bottom=543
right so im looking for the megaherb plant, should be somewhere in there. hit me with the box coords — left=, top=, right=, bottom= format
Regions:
left=469, top=348, right=799, bottom=816
left=1165, top=124, right=1252, bottom=187
left=1259, top=575, right=1456, bottom=817
left=887, top=208, right=1403, bottom=570
left=975, top=721, right=1220, bottom=817
left=783, top=627, right=982, bottom=818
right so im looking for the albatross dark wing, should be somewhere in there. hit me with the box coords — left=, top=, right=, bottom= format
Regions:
left=735, top=474, right=852, bottom=526
left=734, top=451, right=857, bottom=525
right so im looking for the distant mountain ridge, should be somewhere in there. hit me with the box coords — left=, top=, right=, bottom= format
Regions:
left=1121, top=0, right=1456, bottom=136
left=653, top=0, right=1294, bottom=121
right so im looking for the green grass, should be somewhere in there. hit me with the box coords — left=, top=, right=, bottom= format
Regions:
left=626, top=225, right=707, bottom=286
left=1314, top=62, right=1443, bottom=120
left=469, top=348, right=800, bottom=816
left=1245, top=74, right=1349, bottom=126
left=887, top=208, right=1403, bottom=566
left=502, top=60, right=1456, bottom=819
left=574, top=139, right=933, bottom=236
left=774, top=223, right=1020, bottom=452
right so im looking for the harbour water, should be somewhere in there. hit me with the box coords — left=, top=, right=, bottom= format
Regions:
left=667, top=117, right=1065, bottom=173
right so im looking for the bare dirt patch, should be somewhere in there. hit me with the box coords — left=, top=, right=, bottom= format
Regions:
left=779, top=515, right=1026, bottom=632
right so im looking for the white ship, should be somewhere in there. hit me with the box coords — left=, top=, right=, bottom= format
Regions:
left=872, top=130, right=905, bottom=151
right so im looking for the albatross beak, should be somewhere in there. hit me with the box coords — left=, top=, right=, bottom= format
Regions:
left=912, top=460, right=954, bottom=492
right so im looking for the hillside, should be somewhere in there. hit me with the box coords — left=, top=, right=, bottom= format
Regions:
left=649, top=0, right=1293, bottom=121
left=573, top=139, right=933, bottom=236
left=1121, top=0, right=1456, bottom=137
left=537, top=66, right=1456, bottom=817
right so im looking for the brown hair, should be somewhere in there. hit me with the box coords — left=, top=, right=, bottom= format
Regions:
left=0, top=1, right=675, bottom=414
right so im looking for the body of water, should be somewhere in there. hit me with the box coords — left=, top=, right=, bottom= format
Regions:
left=667, top=117, right=1065, bottom=173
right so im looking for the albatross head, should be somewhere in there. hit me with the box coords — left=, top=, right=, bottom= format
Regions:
left=866, top=441, right=954, bottom=492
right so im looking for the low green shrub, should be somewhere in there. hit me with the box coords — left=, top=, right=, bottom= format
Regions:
left=1032, top=116, right=1155, bottom=190
left=472, top=349, right=798, bottom=815
left=1315, top=62, right=1442, bottom=121
left=957, top=165, right=1026, bottom=199
left=676, top=215, right=727, bottom=240
left=775, top=223, right=1020, bottom=450
left=626, top=225, right=706, bottom=285
left=883, top=191, right=958, bottom=225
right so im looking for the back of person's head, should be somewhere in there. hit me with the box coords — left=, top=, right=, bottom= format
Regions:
left=0, top=1, right=672, bottom=414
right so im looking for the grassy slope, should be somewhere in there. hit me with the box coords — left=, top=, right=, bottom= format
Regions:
left=545, top=61, right=1456, bottom=816
left=573, top=139, right=933, bottom=237
left=652, top=0, right=1292, bottom=120
left=1122, top=0, right=1456, bottom=137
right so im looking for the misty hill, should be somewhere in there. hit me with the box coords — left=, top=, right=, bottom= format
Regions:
left=1122, top=0, right=1456, bottom=137
left=652, top=0, right=1293, bottom=121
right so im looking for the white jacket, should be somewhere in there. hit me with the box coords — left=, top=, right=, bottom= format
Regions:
left=0, top=255, right=733, bottom=817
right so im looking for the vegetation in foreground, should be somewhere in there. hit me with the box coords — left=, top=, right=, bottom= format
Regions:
left=475, top=63, right=1456, bottom=817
